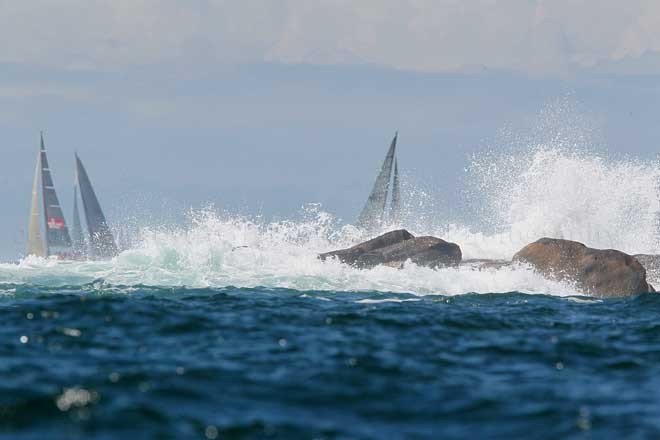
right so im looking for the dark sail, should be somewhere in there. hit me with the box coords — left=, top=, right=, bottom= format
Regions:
left=357, top=133, right=397, bottom=231
left=71, top=183, right=86, bottom=257
left=389, top=158, right=401, bottom=224
left=40, top=133, right=72, bottom=255
left=75, top=154, right=118, bottom=258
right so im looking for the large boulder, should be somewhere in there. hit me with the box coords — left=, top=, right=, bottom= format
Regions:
left=319, top=229, right=462, bottom=269
left=513, top=238, right=653, bottom=298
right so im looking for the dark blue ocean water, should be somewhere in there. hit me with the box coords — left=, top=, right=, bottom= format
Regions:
left=1, top=285, right=660, bottom=439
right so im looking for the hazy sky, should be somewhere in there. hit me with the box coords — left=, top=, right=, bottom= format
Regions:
left=3, top=1, right=660, bottom=259
left=4, top=0, right=660, bottom=74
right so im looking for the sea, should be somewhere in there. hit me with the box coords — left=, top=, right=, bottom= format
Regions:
left=2, top=145, right=660, bottom=439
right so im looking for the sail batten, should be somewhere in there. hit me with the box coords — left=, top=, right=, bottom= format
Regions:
left=75, top=154, right=118, bottom=258
left=357, top=133, right=398, bottom=232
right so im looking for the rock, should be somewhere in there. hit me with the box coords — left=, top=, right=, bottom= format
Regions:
left=633, top=254, right=659, bottom=292
left=319, top=230, right=413, bottom=266
left=460, top=259, right=512, bottom=270
left=319, top=229, right=462, bottom=269
left=513, top=238, right=653, bottom=298
left=364, top=236, right=462, bottom=269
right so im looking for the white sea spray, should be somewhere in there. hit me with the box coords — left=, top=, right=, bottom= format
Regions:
left=3, top=99, right=659, bottom=295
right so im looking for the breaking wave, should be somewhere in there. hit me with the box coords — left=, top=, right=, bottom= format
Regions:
left=0, top=207, right=577, bottom=296
left=4, top=144, right=660, bottom=295
left=449, top=145, right=660, bottom=260
left=3, top=100, right=660, bottom=295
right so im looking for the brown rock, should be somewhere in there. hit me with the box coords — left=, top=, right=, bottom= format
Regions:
left=513, top=238, right=653, bottom=298
left=319, top=229, right=462, bottom=269
left=460, top=259, right=512, bottom=270
left=319, top=230, right=414, bottom=267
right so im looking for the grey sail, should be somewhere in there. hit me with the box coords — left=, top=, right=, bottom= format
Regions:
left=27, top=148, right=45, bottom=257
left=71, top=182, right=86, bottom=257
left=75, top=154, right=118, bottom=258
left=389, top=158, right=401, bottom=224
left=40, top=133, right=72, bottom=256
left=357, top=133, right=397, bottom=231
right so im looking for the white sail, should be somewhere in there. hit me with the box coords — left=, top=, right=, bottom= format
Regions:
left=357, top=133, right=397, bottom=231
left=26, top=149, right=45, bottom=257
left=389, top=158, right=401, bottom=224
left=71, top=181, right=86, bottom=257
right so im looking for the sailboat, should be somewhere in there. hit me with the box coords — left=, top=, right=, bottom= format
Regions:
left=73, top=153, right=118, bottom=259
left=356, top=132, right=402, bottom=232
left=26, top=133, right=73, bottom=258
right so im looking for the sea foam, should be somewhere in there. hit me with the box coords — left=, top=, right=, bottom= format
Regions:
left=0, top=207, right=578, bottom=296
left=4, top=101, right=660, bottom=295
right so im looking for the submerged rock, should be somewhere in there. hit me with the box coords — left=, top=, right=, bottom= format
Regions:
left=319, top=229, right=462, bottom=269
left=513, top=238, right=653, bottom=298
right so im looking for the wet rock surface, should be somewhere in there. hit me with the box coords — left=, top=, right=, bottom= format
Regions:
left=514, top=238, right=653, bottom=298
left=320, top=230, right=462, bottom=269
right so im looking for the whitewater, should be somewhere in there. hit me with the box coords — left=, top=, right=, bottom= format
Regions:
left=5, top=108, right=660, bottom=440
left=3, top=143, right=660, bottom=297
